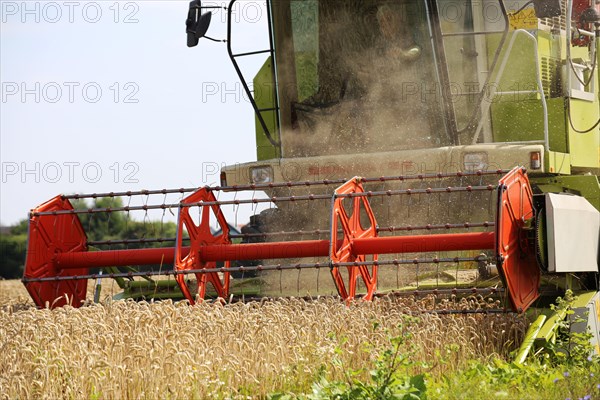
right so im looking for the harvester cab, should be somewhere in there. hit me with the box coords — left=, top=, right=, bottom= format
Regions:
left=22, top=0, right=600, bottom=360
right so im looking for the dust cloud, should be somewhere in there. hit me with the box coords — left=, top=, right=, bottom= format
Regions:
left=283, top=1, right=447, bottom=158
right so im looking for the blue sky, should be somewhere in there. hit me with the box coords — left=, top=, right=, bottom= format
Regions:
left=1, top=0, right=270, bottom=226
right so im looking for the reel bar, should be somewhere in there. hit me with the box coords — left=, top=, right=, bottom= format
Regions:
left=334, top=185, right=495, bottom=198
left=378, top=222, right=494, bottom=233
left=23, top=255, right=487, bottom=283
left=56, top=232, right=492, bottom=269
left=31, top=193, right=330, bottom=216
left=334, top=256, right=487, bottom=266
left=32, top=185, right=495, bottom=217
left=63, top=187, right=198, bottom=200
left=385, top=287, right=502, bottom=296
left=60, top=169, right=508, bottom=200
left=88, top=237, right=185, bottom=246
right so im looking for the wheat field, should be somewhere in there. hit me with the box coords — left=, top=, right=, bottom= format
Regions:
left=0, top=279, right=526, bottom=399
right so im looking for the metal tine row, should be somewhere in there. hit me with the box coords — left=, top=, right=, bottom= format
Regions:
left=34, top=181, right=499, bottom=216
left=59, top=169, right=508, bottom=201
left=45, top=188, right=191, bottom=259
left=23, top=258, right=502, bottom=308
left=22, top=254, right=489, bottom=282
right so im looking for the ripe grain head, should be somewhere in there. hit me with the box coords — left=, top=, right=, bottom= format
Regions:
left=0, top=281, right=526, bottom=399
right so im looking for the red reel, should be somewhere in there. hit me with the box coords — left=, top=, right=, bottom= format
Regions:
left=174, top=188, right=231, bottom=304
left=330, top=178, right=378, bottom=301
left=496, top=167, right=540, bottom=312
left=23, top=196, right=88, bottom=308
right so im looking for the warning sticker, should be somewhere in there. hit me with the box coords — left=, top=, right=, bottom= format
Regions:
left=508, top=8, right=538, bottom=30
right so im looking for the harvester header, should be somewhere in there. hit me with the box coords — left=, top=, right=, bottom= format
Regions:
left=23, top=167, right=540, bottom=312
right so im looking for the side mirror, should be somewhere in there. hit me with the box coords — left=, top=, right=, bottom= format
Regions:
left=532, top=0, right=562, bottom=19
left=186, top=0, right=212, bottom=47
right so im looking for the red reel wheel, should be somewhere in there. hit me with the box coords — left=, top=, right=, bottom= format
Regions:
left=496, top=167, right=540, bottom=312
left=174, top=188, right=231, bottom=304
left=23, top=196, right=88, bottom=308
left=330, top=178, right=378, bottom=301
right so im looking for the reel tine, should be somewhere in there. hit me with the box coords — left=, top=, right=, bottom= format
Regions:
left=241, top=267, right=245, bottom=294
left=436, top=255, right=439, bottom=288
left=475, top=256, right=480, bottom=287
left=106, top=203, right=112, bottom=238
left=418, top=176, right=425, bottom=210
left=297, top=266, right=300, bottom=297
left=316, top=265, right=320, bottom=293
left=88, top=208, right=94, bottom=239
left=125, top=195, right=132, bottom=241
left=160, top=192, right=167, bottom=236
left=489, top=188, right=495, bottom=221
left=415, top=260, right=419, bottom=289
left=234, top=203, right=239, bottom=230
left=427, top=192, right=431, bottom=221
left=386, top=181, right=391, bottom=225
left=407, top=189, right=411, bottom=220
left=251, top=186, right=257, bottom=215
left=232, top=190, right=238, bottom=231
left=455, top=257, right=459, bottom=285
left=279, top=266, right=283, bottom=294
left=447, top=190, right=451, bottom=220
left=395, top=258, right=400, bottom=288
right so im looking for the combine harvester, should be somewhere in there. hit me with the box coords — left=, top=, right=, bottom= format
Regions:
left=23, top=0, right=599, bottom=360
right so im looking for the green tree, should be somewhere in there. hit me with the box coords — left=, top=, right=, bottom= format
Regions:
left=72, top=198, right=176, bottom=247
left=73, top=198, right=126, bottom=242
left=0, top=233, right=27, bottom=279
left=9, top=219, right=28, bottom=235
